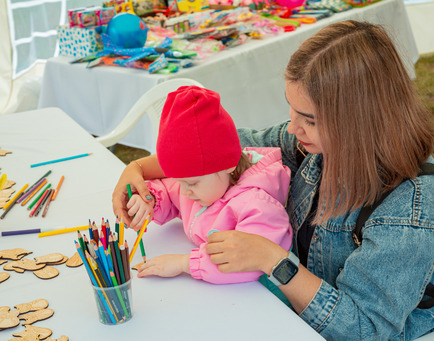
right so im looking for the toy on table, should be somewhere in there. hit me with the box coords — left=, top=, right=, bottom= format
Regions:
left=107, top=13, right=149, bottom=48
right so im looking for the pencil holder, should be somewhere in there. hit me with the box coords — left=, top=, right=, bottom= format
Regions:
left=91, top=280, right=133, bottom=325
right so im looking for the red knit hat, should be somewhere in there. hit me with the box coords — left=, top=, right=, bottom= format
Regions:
left=157, top=86, right=242, bottom=178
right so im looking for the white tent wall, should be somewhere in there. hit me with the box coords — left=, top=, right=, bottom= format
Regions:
left=0, top=0, right=432, bottom=116
left=405, top=1, right=434, bottom=55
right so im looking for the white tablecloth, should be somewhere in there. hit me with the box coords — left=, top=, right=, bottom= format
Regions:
left=38, top=0, right=418, bottom=153
left=0, top=108, right=324, bottom=340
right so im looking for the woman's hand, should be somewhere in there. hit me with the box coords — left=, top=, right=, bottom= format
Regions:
left=206, top=231, right=288, bottom=275
left=112, top=155, right=163, bottom=227
left=127, top=194, right=154, bottom=231
left=137, top=254, right=190, bottom=278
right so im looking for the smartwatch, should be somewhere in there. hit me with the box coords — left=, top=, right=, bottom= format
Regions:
left=267, top=252, right=300, bottom=286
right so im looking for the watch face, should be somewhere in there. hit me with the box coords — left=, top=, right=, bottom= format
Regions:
left=273, top=258, right=298, bottom=285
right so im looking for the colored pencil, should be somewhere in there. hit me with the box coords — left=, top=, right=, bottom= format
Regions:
left=113, top=235, right=126, bottom=284
left=38, top=224, right=88, bottom=237
left=29, top=188, right=50, bottom=217
left=98, top=240, right=112, bottom=286
left=120, top=244, right=130, bottom=282
left=18, top=177, right=46, bottom=204
left=126, top=184, right=147, bottom=261
left=119, top=215, right=124, bottom=247
left=115, top=217, right=119, bottom=237
left=3, top=184, right=28, bottom=211
left=33, top=188, right=51, bottom=217
left=27, top=183, right=51, bottom=210
left=110, top=271, right=130, bottom=318
left=42, top=189, right=55, bottom=217
left=109, top=235, right=121, bottom=285
left=30, top=153, right=92, bottom=168
left=51, top=175, right=64, bottom=200
left=92, top=222, right=99, bottom=243
left=0, top=192, right=24, bottom=219
left=21, top=179, right=47, bottom=206
left=124, top=240, right=131, bottom=281
left=129, top=213, right=151, bottom=263
left=75, top=242, right=116, bottom=324
left=2, top=228, right=41, bottom=236
left=19, top=170, right=51, bottom=198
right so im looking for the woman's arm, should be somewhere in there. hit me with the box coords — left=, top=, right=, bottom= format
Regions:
left=112, top=154, right=165, bottom=226
left=206, top=231, right=321, bottom=312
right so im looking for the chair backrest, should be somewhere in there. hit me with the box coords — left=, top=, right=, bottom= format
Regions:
left=96, top=78, right=205, bottom=148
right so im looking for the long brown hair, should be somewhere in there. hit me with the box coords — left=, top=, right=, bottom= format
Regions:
left=285, top=20, right=433, bottom=224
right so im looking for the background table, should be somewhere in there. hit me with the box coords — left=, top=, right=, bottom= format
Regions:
left=38, top=0, right=418, bottom=154
left=0, top=108, right=324, bottom=340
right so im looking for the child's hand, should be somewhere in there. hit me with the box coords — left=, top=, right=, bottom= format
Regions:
left=137, top=254, right=190, bottom=278
left=126, top=194, right=154, bottom=231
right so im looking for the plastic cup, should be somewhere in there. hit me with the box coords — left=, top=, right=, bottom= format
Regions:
left=91, top=280, right=133, bottom=325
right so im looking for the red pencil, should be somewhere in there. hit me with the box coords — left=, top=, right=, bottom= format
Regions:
left=29, top=188, right=50, bottom=217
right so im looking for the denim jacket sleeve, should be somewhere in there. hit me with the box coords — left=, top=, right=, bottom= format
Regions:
left=237, top=121, right=300, bottom=175
left=300, top=175, right=434, bottom=340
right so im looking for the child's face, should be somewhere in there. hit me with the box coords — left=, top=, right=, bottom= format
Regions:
left=285, top=81, right=324, bottom=154
left=175, top=169, right=232, bottom=207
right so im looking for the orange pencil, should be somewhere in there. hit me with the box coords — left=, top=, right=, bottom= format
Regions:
left=21, top=180, right=46, bottom=206
left=51, top=175, right=64, bottom=201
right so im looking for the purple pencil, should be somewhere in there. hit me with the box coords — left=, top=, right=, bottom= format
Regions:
left=17, top=178, right=47, bottom=204
left=1, top=229, right=42, bottom=236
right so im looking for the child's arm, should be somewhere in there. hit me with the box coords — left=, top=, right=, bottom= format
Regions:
left=190, top=191, right=292, bottom=284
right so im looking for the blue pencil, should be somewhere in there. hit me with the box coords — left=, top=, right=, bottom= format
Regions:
left=75, top=241, right=116, bottom=324
left=30, top=153, right=92, bottom=168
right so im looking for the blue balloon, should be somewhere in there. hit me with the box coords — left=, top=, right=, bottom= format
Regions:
left=107, top=13, right=148, bottom=49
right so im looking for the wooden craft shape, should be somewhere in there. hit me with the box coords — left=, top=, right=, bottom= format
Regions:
left=15, top=299, right=49, bottom=314
left=34, top=253, right=64, bottom=265
left=3, top=261, right=25, bottom=273
left=19, top=308, right=54, bottom=325
left=0, top=272, right=10, bottom=283
left=0, top=200, right=7, bottom=209
left=0, top=188, right=15, bottom=198
left=12, top=325, right=53, bottom=340
left=0, top=259, right=7, bottom=265
left=46, top=336, right=69, bottom=341
left=0, top=248, right=32, bottom=260
left=49, top=256, right=69, bottom=265
left=65, top=252, right=83, bottom=267
left=2, top=180, right=16, bottom=190
left=12, top=259, right=46, bottom=271
left=33, top=266, right=59, bottom=280
left=0, top=306, right=20, bottom=330
left=132, top=262, right=145, bottom=271
left=0, top=149, right=12, bottom=156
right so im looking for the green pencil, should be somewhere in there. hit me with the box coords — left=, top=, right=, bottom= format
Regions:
left=113, top=235, right=126, bottom=284
left=110, top=271, right=129, bottom=319
left=126, top=184, right=147, bottom=262
left=27, top=183, right=51, bottom=210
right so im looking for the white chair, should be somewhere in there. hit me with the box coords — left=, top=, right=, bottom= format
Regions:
left=96, top=78, right=205, bottom=148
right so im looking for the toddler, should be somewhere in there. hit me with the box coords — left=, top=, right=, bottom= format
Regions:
left=127, top=86, right=292, bottom=284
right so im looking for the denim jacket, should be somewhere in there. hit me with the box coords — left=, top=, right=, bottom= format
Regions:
left=238, top=121, right=434, bottom=341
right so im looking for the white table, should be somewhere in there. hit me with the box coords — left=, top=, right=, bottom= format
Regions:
left=0, top=108, right=324, bottom=340
left=38, top=0, right=418, bottom=153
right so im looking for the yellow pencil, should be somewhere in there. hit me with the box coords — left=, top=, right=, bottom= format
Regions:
left=38, top=225, right=89, bottom=238
left=129, top=213, right=151, bottom=264
left=119, top=215, right=124, bottom=246
left=3, top=184, right=28, bottom=210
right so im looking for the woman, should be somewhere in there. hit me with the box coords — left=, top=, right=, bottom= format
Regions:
left=112, top=21, right=433, bottom=340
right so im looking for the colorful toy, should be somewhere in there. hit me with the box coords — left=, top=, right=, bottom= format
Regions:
left=275, top=0, right=305, bottom=8
left=106, top=13, right=149, bottom=48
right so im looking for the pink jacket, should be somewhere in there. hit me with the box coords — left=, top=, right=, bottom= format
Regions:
left=147, top=147, right=292, bottom=284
